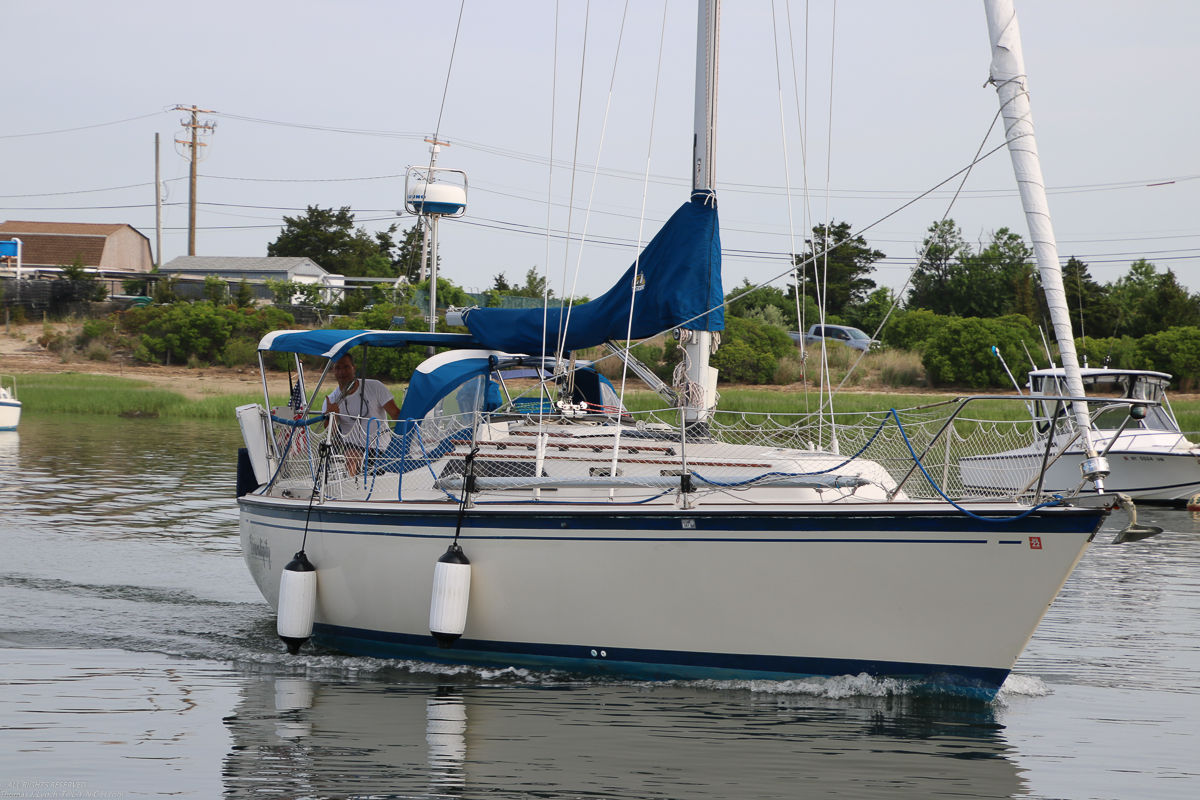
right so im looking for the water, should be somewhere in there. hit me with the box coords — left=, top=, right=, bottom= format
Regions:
left=1, top=415, right=1197, bottom=799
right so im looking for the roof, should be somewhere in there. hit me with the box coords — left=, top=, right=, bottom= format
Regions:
left=161, top=256, right=330, bottom=275
left=0, top=220, right=148, bottom=268
left=1029, top=367, right=1173, bottom=380
left=1, top=232, right=107, bottom=267
left=0, top=220, right=131, bottom=236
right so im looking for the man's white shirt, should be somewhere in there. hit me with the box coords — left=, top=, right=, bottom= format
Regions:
left=323, top=380, right=395, bottom=449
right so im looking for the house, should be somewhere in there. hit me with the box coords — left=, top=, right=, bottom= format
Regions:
left=0, top=221, right=154, bottom=273
left=159, top=256, right=344, bottom=302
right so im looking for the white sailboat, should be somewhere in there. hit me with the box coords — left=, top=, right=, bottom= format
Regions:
left=236, top=0, right=1133, bottom=699
left=0, top=375, right=20, bottom=431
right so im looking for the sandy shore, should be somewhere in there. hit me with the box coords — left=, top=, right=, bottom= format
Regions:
left=0, top=322, right=292, bottom=399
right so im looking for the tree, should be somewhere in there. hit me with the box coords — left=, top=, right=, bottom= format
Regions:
left=725, top=278, right=801, bottom=330
left=1060, top=257, right=1110, bottom=340
left=796, top=221, right=883, bottom=317
left=907, top=219, right=969, bottom=315
left=234, top=279, right=255, bottom=308
left=268, top=206, right=405, bottom=279
left=907, top=223, right=1038, bottom=320
left=489, top=268, right=554, bottom=300
left=393, top=220, right=428, bottom=283
left=1107, top=259, right=1200, bottom=338
left=510, top=268, right=552, bottom=299
left=203, top=275, right=228, bottom=304
left=843, top=287, right=899, bottom=337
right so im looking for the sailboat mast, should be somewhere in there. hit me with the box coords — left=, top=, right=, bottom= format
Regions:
left=693, top=0, right=719, bottom=193
left=983, top=1, right=1096, bottom=452
left=682, top=0, right=720, bottom=423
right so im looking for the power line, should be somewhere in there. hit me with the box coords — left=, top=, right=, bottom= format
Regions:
left=0, top=112, right=163, bottom=139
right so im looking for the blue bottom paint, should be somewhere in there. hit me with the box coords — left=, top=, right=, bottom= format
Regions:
left=312, top=623, right=1009, bottom=701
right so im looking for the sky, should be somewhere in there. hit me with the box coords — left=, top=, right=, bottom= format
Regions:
left=2, top=0, right=1197, bottom=304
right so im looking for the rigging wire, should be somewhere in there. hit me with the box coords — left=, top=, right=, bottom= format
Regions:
left=821, top=110, right=1007, bottom=413
left=558, top=0, right=632, bottom=358
left=817, top=0, right=838, bottom=450
left=555, top=0, right=592, bottom=364
left=538, top=0, right=562, bottom=432
left=613, top=0, right=671, bottom=486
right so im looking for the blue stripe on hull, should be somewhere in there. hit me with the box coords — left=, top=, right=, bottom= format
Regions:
left=243, top=499, right=1105, bottom=537
left=313, top=623, right=1009, bottom=700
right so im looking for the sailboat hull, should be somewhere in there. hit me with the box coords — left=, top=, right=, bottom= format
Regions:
left=0, top=399, right=20, bottom=431
left=962, top=443, right=1200, bottom=503
left=240, top=496, right=1102, bottom=697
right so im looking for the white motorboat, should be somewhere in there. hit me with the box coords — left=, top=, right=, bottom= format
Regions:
left=0, top=375, right=20, bottom=431
left=960, top=367, right=1200, bottom=503
left=235, top=0, right=1134, bottom=699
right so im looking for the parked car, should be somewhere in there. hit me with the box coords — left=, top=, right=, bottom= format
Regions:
left=790, top=324, right=880, bottom=352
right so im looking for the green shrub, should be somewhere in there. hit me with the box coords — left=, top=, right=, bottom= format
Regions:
left=881, top=308, right=950, bottom=351
left=1135, top=327, right=1200, bottom=384
left=120, top=302, right=295, bottom=366
left=921, top=315, right=1044, bottom=388
left=86, top=342, right=111, bottom=361
left=1075, top=335, right=1142, bottom=371
left=222, top=338, right=260, bottom=368
left=711, top=316, right=795, bottom=384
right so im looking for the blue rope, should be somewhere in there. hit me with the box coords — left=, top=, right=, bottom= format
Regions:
left=887, top=409, right=1064, bottom=522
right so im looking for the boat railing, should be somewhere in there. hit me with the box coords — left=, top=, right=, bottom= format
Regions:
left=258, top=394, right=1157, bottom=504
left=0, top=374, right=16, bottom=400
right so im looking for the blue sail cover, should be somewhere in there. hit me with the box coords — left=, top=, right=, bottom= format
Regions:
left=465, top=191, right=723, bottom=354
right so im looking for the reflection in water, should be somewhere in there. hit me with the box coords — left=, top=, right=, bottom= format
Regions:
left=221, top=677, right=1026, bottom=799
left=2, top=414, right=243, bottom=549
left=427, top=689, right=467, bottom=791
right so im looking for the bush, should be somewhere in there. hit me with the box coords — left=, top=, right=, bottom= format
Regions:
left=86, top=342, right=111, bottom=361
left=120, top=302, right=295, bottom=366
left=203, top=275, right=229, bottom=304
left=921, top=315, right=1044, bottom=388
left=711, top=316, right=795, bottom=384
left=1135, top=327, right=1200, bottom=384
left=222, top=338, right=260, bottom=368
left=77, top=318, right=116, bottom=347
left=881, top=308, right=950, bottom=351
left=38, top=325, right=70, bottom=353
left=1075, top=335, right=1142, bottom=371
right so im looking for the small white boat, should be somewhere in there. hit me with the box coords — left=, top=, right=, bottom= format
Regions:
left=961, top=367, right=1200, bottom=503
left=0, top=375, right=20, bottom=431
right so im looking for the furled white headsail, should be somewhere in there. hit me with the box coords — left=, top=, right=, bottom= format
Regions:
left=984, top=0, right=1104, bottom=486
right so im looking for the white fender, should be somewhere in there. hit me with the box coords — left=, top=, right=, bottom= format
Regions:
left=277, top=551, right=317, bottom=654
left=429, top=544, right=471, bottom=648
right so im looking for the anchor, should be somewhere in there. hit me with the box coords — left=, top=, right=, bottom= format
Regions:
left=1111, top=492, right=1164, bottom=544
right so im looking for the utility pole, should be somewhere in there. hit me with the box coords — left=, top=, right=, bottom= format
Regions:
left=154, top=133, right=162, bottom=268
left=174, top=105, right=216, bottom=256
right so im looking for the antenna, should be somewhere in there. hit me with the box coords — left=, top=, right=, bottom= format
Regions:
left=1037, top=326, right=1056, bottom=370
left=404, top=138, right=468, bottom=347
